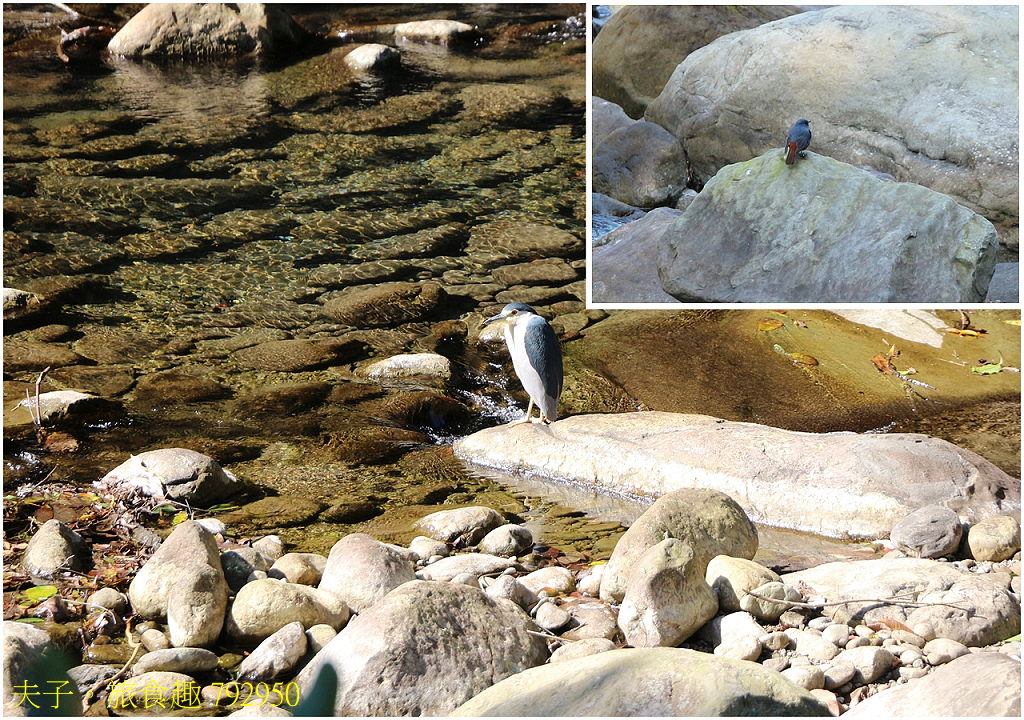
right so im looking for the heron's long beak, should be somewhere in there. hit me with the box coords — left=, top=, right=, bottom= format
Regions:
left=482, top=312, right=506, bottom=327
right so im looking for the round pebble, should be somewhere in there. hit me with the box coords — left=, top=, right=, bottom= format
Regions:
left=782, top=664, right=825, bottom=691
left=760, top=631, right=791, bottom=651
left=141, top=628, right=170, bottom=651
left=823, top=662, right=856, bottom=690
left=899, top=666, right=929, bottom=680
left=807, top=617, right=833, bottom=631
left=87, top=588, right=128, bottom=614
left=822, top=623, right=850, bottom=647
left=912, top=623, right=936, bottom=641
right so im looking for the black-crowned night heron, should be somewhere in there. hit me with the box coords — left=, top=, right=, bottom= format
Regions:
left=482, top=303, right=563, bottom=425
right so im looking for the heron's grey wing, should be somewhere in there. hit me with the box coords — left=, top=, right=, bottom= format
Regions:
left=523, top=317, right=563, bottom=403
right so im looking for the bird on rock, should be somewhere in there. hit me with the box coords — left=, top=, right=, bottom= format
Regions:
left=785, top=118, right=811, bottom=165
left=482, top=303, right=563, bottom=426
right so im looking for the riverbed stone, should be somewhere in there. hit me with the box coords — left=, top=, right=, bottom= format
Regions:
left=413, top=506, right=503, bottom=544
left=843, top=651, right=1021, bottom=717
left=779, top=629, right=836, bottom=662
left=238, top=621, right=307, bottom=683
left=131, top=370, right=228, bottom=408
left=394, top=19, right=477, bottom=44
left=706, top=555, right=781, bottom=613
left=834, top=645, right=895, bottom=684
left=657, top=151, right=998, bottom=302
left=618, top=538, right=718, bottom=647
left=295, top=580, right=548, bottom=716
left=306, top=624, right=337, bottom=655
left=477, top=524, right=533, bottom=557
left=455, top=412, right=1020, bottom=541
left=98, top=448, right=239, bottom=507
left=923, top=637, right=970, bottom=665
left=268, top=553, right=327, bottom=586
left=87, top=587, right=128, bottom=614
left=967, top=514, right=1021, bottom=561
left=592, top=205, right=684, bottom=303
left=519, top=566, right=575, bottom=596
left=451, top=647, right=829, bottom=716
left=21, top=519, right=90, bottom=580
left=781, top=664, right=825, bottom=692
left=108, top=671, right=198, bottom=714
left=232, top=337, right=366, bottom=372
left=357, top=353, right=452, bottom=382
left=344, top=44, right=400, bottom=71
left=417, top=553, right=516, bottom=582
left=408, top=536, right=448, bottom=561
left=593, top=6, right=800, bottom=119
left=167, top=565, right=229, bottom=648
left=318, top=533, right=416, bottom=612
left=549, top=637, right=616, bottom=664
left=600, top=488, right=757, bottom=604
left=593, top=120, right=687, bottom=208
left=321, top=281, right=446, bottom=328
left=465, top=220, right=582, bottom=267
left=534, top=602, right=571, bottom=632
left=128, top=521, right=226, bottom=619
left=784, top=557, right=1021, bottom=646
left=3, top=341, right=84, bottom=374
left=645, top=6, right=1017, bottom=233
left=141, top=628, right=170, bottom=651
left=132, top=647, right=218, bottom=676
left=739, top=581, right=802, bottom=622
left=220, top=548, right=271, bottom=591
left=714, top=634, right=762, bottom=662
left=108, top=3, right=307, bottom=56
left=889, top=505, right=963, bottom=558
left=561, top=600, right=620, bottom=642
left=224, top=579, right=350, bottom=646
left=484, top=574, right=538, bottom=613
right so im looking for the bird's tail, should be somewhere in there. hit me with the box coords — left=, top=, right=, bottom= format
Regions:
left=785, top=142, right=797, bottom=165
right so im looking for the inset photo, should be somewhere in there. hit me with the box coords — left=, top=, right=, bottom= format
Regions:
left=590, top=5, right=1019, bottom=305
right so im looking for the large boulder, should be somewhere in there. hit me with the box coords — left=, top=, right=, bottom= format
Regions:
left=107, top=3, right=308, bottom=56
left=592, top=207, right=682, bottom=303
left=317, top=533, right=416, bottom=612
left=454, top=412, right=1020, bottom=541
left=295, top=580, right=548, bottom=716
left=21, top=519, right=90, bottom=580
left=98, top=448, right=239, bottom=507
left=783, top=557, right=1020, bottom=646
left=592, top=122, right=688, bottom=208
left=451, top=647, right=828, bottom=716
left=645, top=6, right=1018, bottom=231
left=601, top=488, right=757, bottom=604
left=127, top=521, right=227, bottom=620
left=617, top=538, right=719, bottom=647
left=593, top=5, right=802, bottom=119
left=844, top=651, right=1020, bottom=718
left=657, top=152, right=998, bottom=302
left=224, top=579, right=350, bottom=646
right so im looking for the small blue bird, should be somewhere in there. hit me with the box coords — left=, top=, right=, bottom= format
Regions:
left=785, top=118, right=812, bottom=165
left=483, top=303, right=563, bottom=425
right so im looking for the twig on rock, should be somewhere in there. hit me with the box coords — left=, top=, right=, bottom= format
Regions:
left=743, top=589, right=971, bottom=612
